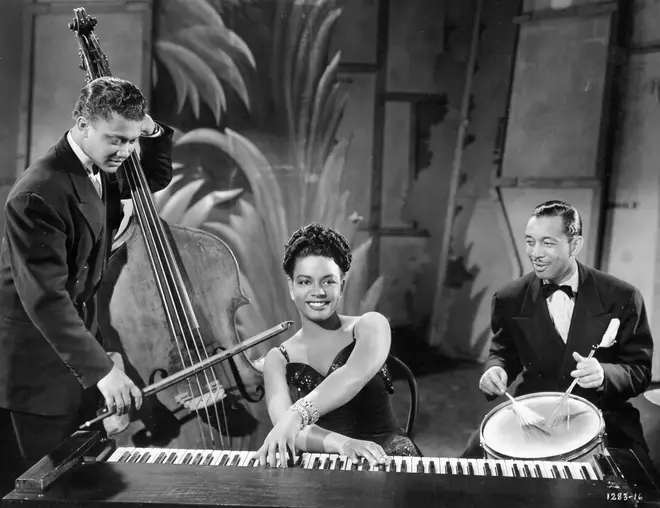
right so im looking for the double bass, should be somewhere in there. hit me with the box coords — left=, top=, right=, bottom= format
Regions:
left=69, top=8, right=283, bottom=452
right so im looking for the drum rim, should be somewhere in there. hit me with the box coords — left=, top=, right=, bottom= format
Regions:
left=479, top=391, right=605, bottom=461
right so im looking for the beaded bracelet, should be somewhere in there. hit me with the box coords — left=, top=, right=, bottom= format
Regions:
left=288, top=398, right=320, bottom=430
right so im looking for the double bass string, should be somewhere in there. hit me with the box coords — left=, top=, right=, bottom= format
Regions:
left=123, top=153, right=231, bottom=450
left=86, top=26, right=232, bottom=451
left=79, top=21, right=219, bottom=447
left=73, top=9, right=253, bottom=451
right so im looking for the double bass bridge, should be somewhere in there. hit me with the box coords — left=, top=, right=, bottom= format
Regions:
left=174, top=380, right=227, bottom=412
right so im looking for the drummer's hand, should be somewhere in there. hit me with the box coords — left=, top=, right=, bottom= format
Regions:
left=479, top=366, right=508, bottom=396
left=571, top=352, right=604, bottom=389
left=257, top=410, right=302, bottom=467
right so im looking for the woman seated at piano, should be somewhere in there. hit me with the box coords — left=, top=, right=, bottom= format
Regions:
left=257, top=222, right=420, bottom=467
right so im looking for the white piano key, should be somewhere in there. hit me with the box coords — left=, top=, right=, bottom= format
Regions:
left=300, top=453, right=314, bottom=469
left=458, top=458, right=473, bottom=475
left=490, top=459, right=506, bottom=476
left=107, top=446, right=132, bottom=462
left=530, top=461, right=545, bottom=478
left=426, top=457, right=441, bottom=474
left=566, top=462, right=587, bottom=480
left=539, top=461, right=557, bottom=479
left=236, top=451, right=256, bottom=467
left=132, top=448, right=153, bottom=463
left=502, top=459, right=515, bottom=477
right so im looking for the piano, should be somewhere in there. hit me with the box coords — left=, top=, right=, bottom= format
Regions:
left=2, top=430, right=659, bottom=508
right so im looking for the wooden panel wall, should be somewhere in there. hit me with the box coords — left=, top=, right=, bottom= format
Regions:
left=495, top=2, right=620, bottom=272
left=18, top=1, right=153, bottom=174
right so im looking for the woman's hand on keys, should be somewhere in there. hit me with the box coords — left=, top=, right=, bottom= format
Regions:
left=340, top=438, right=387, bottom=466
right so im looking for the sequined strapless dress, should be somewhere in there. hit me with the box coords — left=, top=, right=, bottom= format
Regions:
left=277, top=339, right=421, bottom=457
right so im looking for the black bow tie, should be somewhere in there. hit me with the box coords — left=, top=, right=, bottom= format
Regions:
left=540, top=284, right=574, bottom=299
left=90, top=164, right=100, bottom=176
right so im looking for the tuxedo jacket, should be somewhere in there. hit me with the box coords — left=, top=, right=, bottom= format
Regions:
left=484, top=261, right=654, bottom=450
left=0, top=124, right=173, bottom=416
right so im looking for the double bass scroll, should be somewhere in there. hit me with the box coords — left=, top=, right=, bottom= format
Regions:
left=69, top=8, right=283, bottom=452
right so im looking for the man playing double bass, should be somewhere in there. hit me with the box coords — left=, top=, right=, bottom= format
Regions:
left=462, top=200, right=654, bottom=467
left=0, top=76, right=174, bottom=495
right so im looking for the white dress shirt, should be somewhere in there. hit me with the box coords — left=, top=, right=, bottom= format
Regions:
left=544, top=268, right=579, bottom=343
left=67, top=130, right=103, bottom=198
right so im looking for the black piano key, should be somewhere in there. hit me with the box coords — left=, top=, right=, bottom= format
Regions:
left=201, top=453, right=213, bottom=466
left=495, top=463, right=503, bottom=476
left=155, top=452, right=167, bottom=464
left=456, top=462, right=464, bottom=475
left=118, top=451, right=131, bottom=463
left=535, top=465, right=543, bottom=478
left=429, top=460, right=437, bottom=474
left=552, top=465, right=560, bottom=478
left=390, top=459, right=397, bottom=472
left=484, top=463, right=492, bottom=476
left=182, top=453, right=193, bottom=465
left=323, top=457, right=332, bottom=469
left=467, top=462, right=475, bottom=476
left=377, top=462, right=387, bottom=472
left=166, top=452, right=177, bottom=464
left=191, top=453, right=203, bottom=466
left=523, top=464, right=531, bottom=478
left=312, top=457, right=321, bottom=469
left=219, top=454, right=230, bottom=466
left=231, top=454, right=241, bottom=466
left=563, top=465, right=573, bottom=479
left=128, top=452, right=142, bottom=463
left=138, top=453, right=151, bottom=464
left=580, top=465, right=590, bottom=480
left=249, top=457, right=259, bottom=467
left=444, top=461, right=451, bottom=474
left=335, top=459, right=344, bottom=470
left=401, top=460, right=408, bottom=472
left=512, top=464, right=521, bottom=477
left=351, top=460, right=359, bottom=470
left=416, top=460, right=424, bottom=473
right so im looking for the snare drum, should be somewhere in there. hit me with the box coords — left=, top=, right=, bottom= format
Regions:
left=480, top=392, right=605, bottom=462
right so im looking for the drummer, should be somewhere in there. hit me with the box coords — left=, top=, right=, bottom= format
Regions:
left=461, top=200, right=654, bottom=465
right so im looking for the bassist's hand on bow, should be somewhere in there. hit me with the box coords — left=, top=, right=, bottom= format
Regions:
left=97, top=365, right=143, bottom=415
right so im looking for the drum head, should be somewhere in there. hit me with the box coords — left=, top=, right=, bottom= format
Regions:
left=481, top=392, right=603, bottom=460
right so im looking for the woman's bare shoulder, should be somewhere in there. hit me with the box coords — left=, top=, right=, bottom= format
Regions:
left=355, top=312, right=390, bottom=330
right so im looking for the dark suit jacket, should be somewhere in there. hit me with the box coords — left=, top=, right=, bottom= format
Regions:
left=0, top=123, right=173, bottom=416
left=484, top=261, right=653, bottom=451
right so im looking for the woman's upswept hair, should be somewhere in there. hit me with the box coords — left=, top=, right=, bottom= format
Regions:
left=282, top=222, right=352, bottom=278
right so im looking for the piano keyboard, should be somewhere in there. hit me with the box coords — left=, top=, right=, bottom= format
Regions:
left=106, top=447, right=602, bottom=481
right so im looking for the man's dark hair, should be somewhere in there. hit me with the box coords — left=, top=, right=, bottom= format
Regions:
left=282, top=222, right=352, bottom=278
left=72, top=76, right=147, bottom=122
left=531, top=200, right=582, bottom=238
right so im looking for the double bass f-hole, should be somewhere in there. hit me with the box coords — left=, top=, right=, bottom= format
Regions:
left=69, top=8, right=279, bottom=451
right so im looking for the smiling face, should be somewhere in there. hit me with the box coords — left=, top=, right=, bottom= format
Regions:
left=77, top=112, right=142, bottom=173
left=288, top=255, right=345, bottom=322
left=525, top=215, right=583, bottom=284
